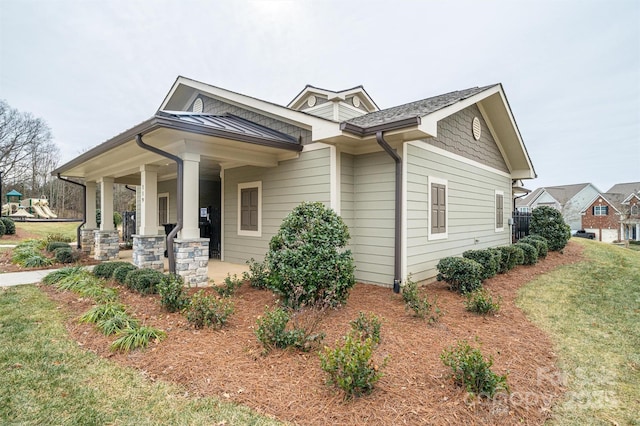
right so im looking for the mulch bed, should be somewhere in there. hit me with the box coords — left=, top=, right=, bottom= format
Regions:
left=40, top=241, right=584, bottom=425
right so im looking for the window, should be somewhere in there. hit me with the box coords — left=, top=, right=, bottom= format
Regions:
left=237, top=181, right=262, bottom=237
left=593, top=205, right=608, bottom=216
left=631, top=204, right=639, bottom=216
left=495, top=190, right=504, bottom=231
left=428, top=177, right=448, bottom=240
left=158, top=193, right=169, bottom=225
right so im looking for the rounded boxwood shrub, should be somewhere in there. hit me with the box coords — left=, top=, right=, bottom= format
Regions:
left=124, top=268, right=165, bottom=294
left=496, top=245, right=520, bottom=273
left=0, top=220, right=5, bottom=237
left=462, top=249, right=500, bottom=280
left=266, top=202, right=355, bottom=309
left=436, top=257, right=483, bottom=294
left=113, top=264, right=138, bottom=284
left=47, top=241, right=71, bottom=253
left=54, top=247, right=78, bottom=264
left=514, top=242, right=538, bottom=265
left=530, top=206, right=571, bottom=251
left=0, top=217, right=15, bottom=235
left=93, top=261, right=132, bottom=279
left=519, top=235, right=548, bottom=259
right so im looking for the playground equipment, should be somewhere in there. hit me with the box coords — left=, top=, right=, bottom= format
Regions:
left=1, top=189, right=34, bottom=218
left=19, top=198, right=58, bottom=219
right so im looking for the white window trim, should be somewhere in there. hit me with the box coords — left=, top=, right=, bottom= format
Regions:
left=158, top=192, right=169, bottom=231
left=237, top=181, right=262, bottom=237
left=495, top=190, right=505, bottom=232
left=427, top=176, right=448, bottom=241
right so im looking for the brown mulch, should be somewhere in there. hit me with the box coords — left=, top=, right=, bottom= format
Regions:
left=40, top=241, right=584, bottom=425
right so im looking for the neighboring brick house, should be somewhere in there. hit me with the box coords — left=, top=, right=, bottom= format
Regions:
left=515, top=183, right=601, bottom=230
left=580, top=182, right=640, bottom=243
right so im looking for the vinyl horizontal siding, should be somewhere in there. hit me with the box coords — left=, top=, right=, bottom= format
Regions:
left=223, top=148, right=331, bottom=263
left=406, top=142, right=511, bottom=283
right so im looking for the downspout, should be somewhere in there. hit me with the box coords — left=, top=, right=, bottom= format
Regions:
left=125, top=185, right=136, bottom=193
left=56, top=174, right=86, bottom=250
left=135, top=134, right=183, bottom=274
left=376, top=131, right=402, bottom=293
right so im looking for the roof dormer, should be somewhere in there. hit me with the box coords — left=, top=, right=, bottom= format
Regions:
left=287, top=85, right=379, bottom=122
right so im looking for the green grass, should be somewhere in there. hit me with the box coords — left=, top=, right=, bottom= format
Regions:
left=0, top=285, right=283, bottom=425
left=517, top=239, right=640, bottom=425
left=13, top=222, right=79, bottom=242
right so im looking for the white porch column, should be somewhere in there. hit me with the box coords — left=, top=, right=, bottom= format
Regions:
left=139, top=165, right=159, bottom=235
left=85, top=181, right=97, bottom=229
left=181, top=152, right=200, bottom=239
left=99, top=177, right=114, bottom=231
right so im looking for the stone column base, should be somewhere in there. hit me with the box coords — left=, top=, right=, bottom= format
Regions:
left=174, top=238, right=209, bottom=286
left=80, top=228, right=97, bottom=255
left=133, top=235, right=165, bottom=270
left=94, top=230, right=119, bottom=261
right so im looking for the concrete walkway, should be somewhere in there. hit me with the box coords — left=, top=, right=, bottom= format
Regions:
left=0, top=269, right=61, bottom=287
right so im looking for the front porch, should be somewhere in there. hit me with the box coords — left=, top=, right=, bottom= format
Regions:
left=117, top=249, right=249, bottom=285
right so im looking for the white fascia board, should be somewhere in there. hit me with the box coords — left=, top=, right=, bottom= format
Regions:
left=161, top=77, right=340, bottom=133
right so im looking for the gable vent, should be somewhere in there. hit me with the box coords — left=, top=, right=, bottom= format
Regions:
left=193, top=98, right=203, bottom=113
left=472, top=116, right=481, bottom=140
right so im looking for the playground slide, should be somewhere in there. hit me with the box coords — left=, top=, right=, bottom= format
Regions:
left=41, top=205, right=58, bottom=218
left=31, top=205, right=51, bottom=219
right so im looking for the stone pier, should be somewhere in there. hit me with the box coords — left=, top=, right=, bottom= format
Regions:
left=174, top=238, right=209, bottom=286
left=132, top=235, right=165, bottom=271
left=80, top=228, right=96, bottom=255
left=94, top=230, right=119, bottom=261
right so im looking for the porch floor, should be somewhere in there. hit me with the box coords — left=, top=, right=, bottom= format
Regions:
left=117, top=249, right=249, bottom=286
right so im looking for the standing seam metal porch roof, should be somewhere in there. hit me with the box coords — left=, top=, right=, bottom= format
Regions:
left=52, top=111, right=301, bottom=176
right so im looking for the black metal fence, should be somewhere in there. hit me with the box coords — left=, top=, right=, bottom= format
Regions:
left=512, top=210, right=531, bottom=242
left=122, top=211, right=136, bottom=244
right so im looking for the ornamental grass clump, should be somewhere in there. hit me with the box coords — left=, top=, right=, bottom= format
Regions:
left=110, top=326, right=166, bottom=353
left=266, top=202, right=355, bottom=309
left=42, top=266, right=85, bottom=286
left=0, top=217, right=15, bottom=235
left=441, top=339, right=509, bottom=398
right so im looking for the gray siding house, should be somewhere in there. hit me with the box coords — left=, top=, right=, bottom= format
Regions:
left=53, top=76, right=536, bottom=287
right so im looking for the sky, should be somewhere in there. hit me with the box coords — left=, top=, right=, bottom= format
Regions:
left=1, top=0, right=638, bottom=193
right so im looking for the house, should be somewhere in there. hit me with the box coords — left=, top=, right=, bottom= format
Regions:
left=581, top=182, right=640, bottom=242
left=52, top=76, right=536, bottom=287
left=515, top=183, right=601, bottom=230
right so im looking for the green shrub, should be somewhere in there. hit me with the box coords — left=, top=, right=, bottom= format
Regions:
left=401, top=277, right=441, bottom=322
left=495, top=246, right=518, bottom=273
left=511, top=245, right=525, bottom=266
left=0, top=219, right=5, bottom=237
left=530, top=206, right=571, bottom=251
left=46, top=233, right=73, bottom=243
left=42, top=266, right=85, bottom=286
left=110, top=326, right=166, bottom=353
left=441, top=339, right=509, bottom=397
left=186, top=290, right=234, bottom=329
left=213, top=274, right=243, bottom=297
left=124, top=268, right=164, bottom=295
left=96, top=312, right=139, bottom=336
left=350, top=312, right=382, bottom=344
left=520, top=235, right=549, bottom=258
left=255, top=306, right=305, bottom=351
left=46, top=241, right=71, bottom=253
left=436, top=257, right=483, bottom=294
left=514, top=242, right=538, bottom=265
left=464, top=288, right=501, bottom=315
left=54, top=247, right=78, bottom=264
left=113, top=264, right=138, bottom=284
left=243, top=258, right=269, bottom=289
left=0, top=217, right=15, bottom=235
left=11, top=240, right=47, bottom=266
left=319, top=332, right=389, bottom=398
left=157, top=273, right=189, bottom=313
left=266, top=201, right=355, bottom=309
left=79, top=302, right=127, bottom=324
left=462, top=249, right=500, bottom=280
left=93, top=261, right=131, bottom=279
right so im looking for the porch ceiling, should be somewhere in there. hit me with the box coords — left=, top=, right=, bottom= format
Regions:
left=53, top=113, right=303, bottom=182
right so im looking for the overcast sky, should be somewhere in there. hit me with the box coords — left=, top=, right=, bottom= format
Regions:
left=1, top=0, right=638, bottom=193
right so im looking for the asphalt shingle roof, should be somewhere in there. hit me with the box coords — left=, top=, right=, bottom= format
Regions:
left=345, top=85, right=496, bottom=128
